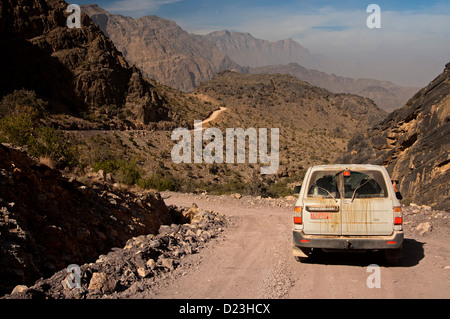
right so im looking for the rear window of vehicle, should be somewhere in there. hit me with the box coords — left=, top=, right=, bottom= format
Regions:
left=307, top=170, right=388, bottom=199
left=343, top=170, right=388, bottom=198
left=307, top=171, right=340, bottom=198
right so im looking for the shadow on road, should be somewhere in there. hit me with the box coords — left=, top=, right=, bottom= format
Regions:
left=399, top=238, right=425, bottom=267
left=298, top=238, right=425, bottom=267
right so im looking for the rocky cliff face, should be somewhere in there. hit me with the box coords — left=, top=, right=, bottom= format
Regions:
left=82, top=5, right=243, bottom=93
left=339, top=63, right=450, bottom=211
left=0, top=143, right=175, bottom=295
left=0, top=0, right=168, bottom=127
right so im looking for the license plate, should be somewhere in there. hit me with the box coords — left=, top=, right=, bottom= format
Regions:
left=310, top=212, right=332, bottom=219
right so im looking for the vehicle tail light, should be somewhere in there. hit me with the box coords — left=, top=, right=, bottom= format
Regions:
left=394, top=206, right=402, bottom=225
left=294, top=206, right=303, bottom=213
left=294, top=206, right=303, bottom=225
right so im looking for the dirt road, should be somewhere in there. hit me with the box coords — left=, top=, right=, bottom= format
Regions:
left=193, top=107, right=228, bottom=131
left=139, top=192, right=450, bottom=299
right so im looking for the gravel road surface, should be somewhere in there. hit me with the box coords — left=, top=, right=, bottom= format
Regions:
left=136, top=192, right=450, bottom=299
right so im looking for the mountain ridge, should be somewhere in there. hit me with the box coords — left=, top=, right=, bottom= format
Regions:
left=251, top=63, right=419, bottom=112
left=82, top=4, right=245, bottom=93
left=0, top=0, right=171, bottom=129
left=202, top=30, right=317, bottom=69
left=82, top=5, right=417, bottom=112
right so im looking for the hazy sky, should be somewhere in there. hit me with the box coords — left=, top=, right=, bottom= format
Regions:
left=75, top=0, right=450, bottom=87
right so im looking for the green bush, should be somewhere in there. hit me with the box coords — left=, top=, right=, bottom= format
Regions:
left=137, top=173, right=180, bottom=192
left=93, top=159, right=120, bottom=173
left=0, top=103, right=78, bottom=168
left=0, top=105, right=36, bottom=146
left=117, top=162, right=141, bottom=185
left=266, top=179, right=291, bottom=198
left=30, top=126, right=79, bottom=168
left=93, top=158, right=142, bottom=186
left=0, top=90, right=48, bottom=118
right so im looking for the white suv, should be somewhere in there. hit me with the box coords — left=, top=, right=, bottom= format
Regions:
left=293, top=164, right=403, bottom=264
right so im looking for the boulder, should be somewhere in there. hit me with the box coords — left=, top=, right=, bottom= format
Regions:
left=416, top=222, right=432, bottom=236
left=88, top=272, right=116, bottom=294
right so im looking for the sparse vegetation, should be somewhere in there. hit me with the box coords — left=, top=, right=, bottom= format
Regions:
left=0, top=90, right=79, bottom=169
left=137, top=172, right=180, bottom=191
left=0, top=72, right=385, bottom=199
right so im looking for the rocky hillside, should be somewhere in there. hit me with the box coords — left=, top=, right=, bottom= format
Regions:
left=251, top=63, right=418, bottom=112
left=339, top=62, right=450, bottom=211
left=0, top=143, right=180, bottom=295
left=82, top=4, right=244, bottom=93
left=0, top=0, right=172, bottom=129
left=63, top=71, right=387, bottom=198
left=192, top=71, right=387, bottom=179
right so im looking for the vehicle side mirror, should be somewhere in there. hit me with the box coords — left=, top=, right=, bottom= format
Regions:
left=392, top=180, right=403, bottom=200
left=294, top=185, right=301, bottom=194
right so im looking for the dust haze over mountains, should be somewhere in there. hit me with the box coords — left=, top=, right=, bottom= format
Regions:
left=83, top=0, right=450, bottom=89
left=83, top=4, right=419, bottom=112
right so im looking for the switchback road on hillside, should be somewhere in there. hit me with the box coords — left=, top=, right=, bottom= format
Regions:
left=193, top=107, right=228, bottom=131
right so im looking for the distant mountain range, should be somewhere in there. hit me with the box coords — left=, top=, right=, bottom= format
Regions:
left=82, top=4, right=418, bottom=112
left=202, top=30, right=319, bottom=70
left=250, top=63, right=418, bottom=112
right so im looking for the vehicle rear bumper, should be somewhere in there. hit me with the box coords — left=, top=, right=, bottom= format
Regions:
left=293, top=230, right=404, bottom=250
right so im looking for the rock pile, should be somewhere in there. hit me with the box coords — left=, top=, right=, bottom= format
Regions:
left=3, top=203, right=227, bottom=299
left=0, top=143, right=175, bottom=296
